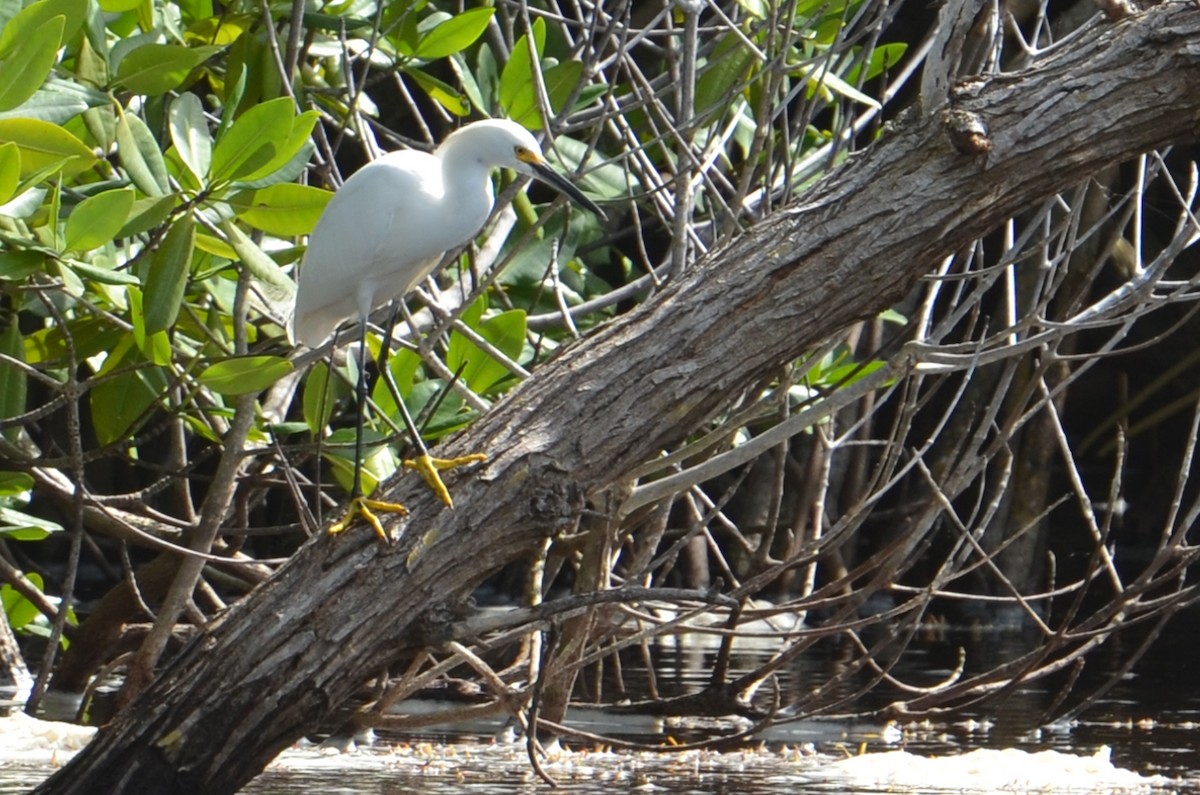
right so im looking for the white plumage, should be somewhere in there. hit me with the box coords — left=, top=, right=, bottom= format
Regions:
left=291, top=119, right=602, bottom=346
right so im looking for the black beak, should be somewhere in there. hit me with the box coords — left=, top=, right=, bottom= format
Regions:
left=531, top=160, right=607, bottom=220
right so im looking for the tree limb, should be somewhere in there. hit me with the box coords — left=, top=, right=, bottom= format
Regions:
left=32, top=5, right=1200, bottom=793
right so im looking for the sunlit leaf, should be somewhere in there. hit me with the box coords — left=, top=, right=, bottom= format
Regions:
left=116, top=108, right=171, bottom=196
left=234, top=110, right=319, bottom=184
left=302, top=361, right=341, bottom=436
left=0, top=141, right=18, bottom=203
left=407, top=69, right=470, bottom=117
left=117, top=193, right=178, bottom=239
left=696, top=33, right=755, bottom=118
left=143, top=214, right=195, bottom=334
left=2, top=572, right=45, bottom=631
left=498, top=19, right=546, bottom=126
left=209, top=97, right=294, bottom=183
left=0, top=77, right=108, bottom=125
left=114, top=43, right=221, bottom=95
left=0, top=320, right=27, bottom=442
left=799, top=62, right=881, bottom=109
left=322, top=427, right=393, bottom=496
left=90, top=341, right=168, bottom=446
left=0, top=118, right=96, bottom=178
left=127, top=285, right=172, bottom=365
left=219, top=220, right=295, bottom=305
left=169, top=92, right=212, bottom=184
left=199, top=355, right=293, bottom=395
left=414, top=8, right=494, bottom=60
left=99, top=0, right=145, bottom=12
left=0, top=16, right=64, bottom=113
left=370, top=346, right=423, bottom=421
left=447, top=303, right=527, bottom=395
left=0, top=0, right=85, bottom=60
left=64, top=187, right=135, bottom=251
left=229, top=183, right=332, bottom=236
left=0, top=522, right=54, bottom=541
left=508, top=59, right=583, bottom=130
left=850, top=42, right=907, bottom=84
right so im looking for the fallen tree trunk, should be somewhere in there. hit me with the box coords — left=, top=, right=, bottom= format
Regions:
left=32, top=5, right=1200, bottom=793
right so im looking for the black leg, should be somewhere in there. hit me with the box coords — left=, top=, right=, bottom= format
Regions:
left=351, top=317, right=369, bottom=501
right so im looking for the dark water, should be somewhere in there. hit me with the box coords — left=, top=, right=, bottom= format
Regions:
left=239, top=608, right=1200, bottom=793
left=7, top=609, right=1199, bottom=793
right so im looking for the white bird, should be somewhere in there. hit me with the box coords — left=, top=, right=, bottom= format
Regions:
left=291, top=119, right=604, bottom=541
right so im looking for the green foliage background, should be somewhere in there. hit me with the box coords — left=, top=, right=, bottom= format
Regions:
left=0, top=0, right=900, bottom=687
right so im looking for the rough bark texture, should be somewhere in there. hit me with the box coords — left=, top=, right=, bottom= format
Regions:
left=33, top=6, right=1200, bottom=793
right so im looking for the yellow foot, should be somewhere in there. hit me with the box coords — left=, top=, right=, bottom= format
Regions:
left=402, top=453, right=488, bottom=509
left=329, top=495, right=410, bottom=543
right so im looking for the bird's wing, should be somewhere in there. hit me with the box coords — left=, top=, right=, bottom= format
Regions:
left=292, top=152, right=448, bottom=346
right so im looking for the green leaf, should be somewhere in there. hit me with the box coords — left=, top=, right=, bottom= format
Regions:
left=499, top=18, right=545, bottom=126
left=219, top=220, right=296, bottom=303
left=0, top=0, right=85, bottom=60
left=128, top=285, right=171, bottom=365
left=505, top=58, right=582, bottom=130
left=209, top=96, right=293, bottom=184
left=0, top=472, right=33, bottom=498
left=696, top=33, right=755, bottom=118
left=199, top=355, right=293, bottom=395
left=0, top=117, right=96, bottom=178
left=414, top=8, right=494, bottom=60
left=452, top=52, right=487, bottom=114
left=114, top=43, right=221, bottom=95
left=0, top=77, right=108, bottom=125
left=91, top=366, right=161, bottom=446
left=543, top=60, right=583, bottom=125
left=322, top=427, right=393, bottom=496
left=370, top=346, right=422, bottom=420
left=169, top=92, right=212, bottom=184
left=25, top=317, right=121, bottom=365
left=0, top=320, right=27, bottom=442
left=851, top=42, right=907, bottom=84
left=117, top=193, right=178, bottom=238
left=447, top=306, right=527, bottom=394
left=0, top=250, right=43, bottom=281
left=543, top=136, right=635, bottom=201
left=0, top=506, right=62, bottom=538
left=116, top=108, right=171, bottom=196
left=302, top=361, right=340, bottom=436
left=99, top=0, right=145, bottom=12
left=90, top=339, right=167, bottom=446
left=0, top=15, right=64, bottom=113
left=235, top=137, right=314, bottom=190
left=405, top=379, right=474, bottom=440
left=0, top=141, right=18, bottom=203
left=142, top=214, right=195, bottom=334
left=63, top=258, right=140, bottom=286
left=65, top=187, right=136, bottom=251
left=802, top=62, right=880, bottom=110
left=407, top=68, right=470, bottom=117
left=229, top=183, right=331, bottom=236
left=2, top=572, right=45, bottom=631
left=233, top=109, right=319, bottom=184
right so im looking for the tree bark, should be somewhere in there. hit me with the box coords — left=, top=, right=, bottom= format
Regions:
left=32, top=6, right=1200, bottom=793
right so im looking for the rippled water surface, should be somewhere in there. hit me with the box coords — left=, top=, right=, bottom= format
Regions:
left=8, top=608, right=1200, bottom=794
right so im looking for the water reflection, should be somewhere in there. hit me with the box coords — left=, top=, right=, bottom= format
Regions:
left=237, top=607, right=1200, bottom=794
left=11, top=609, right=1200, bottom=794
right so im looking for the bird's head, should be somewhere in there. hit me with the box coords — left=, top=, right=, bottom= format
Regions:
left=447, top=119, right=606, bottom=219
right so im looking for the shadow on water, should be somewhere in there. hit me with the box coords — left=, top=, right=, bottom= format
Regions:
left=230, top=606, right=1200, bottom=794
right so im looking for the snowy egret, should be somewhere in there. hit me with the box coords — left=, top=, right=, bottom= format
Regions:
left=292, top=119, right=605, bottom=541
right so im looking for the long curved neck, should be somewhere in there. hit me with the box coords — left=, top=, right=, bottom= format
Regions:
left=437, top=132, right=496, bottom=217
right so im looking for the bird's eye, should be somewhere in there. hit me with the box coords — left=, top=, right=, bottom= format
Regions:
left=515, top=146, right=533, bottom=163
